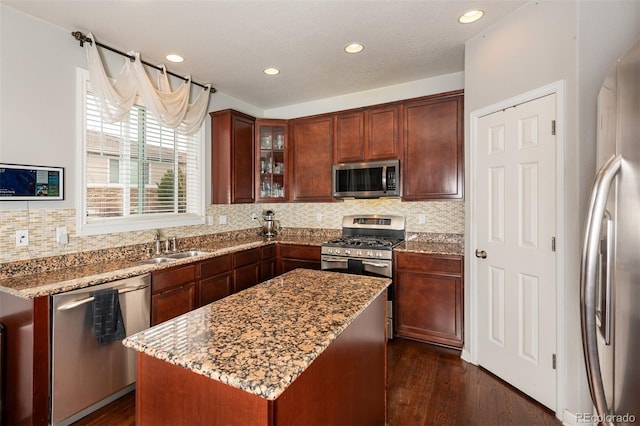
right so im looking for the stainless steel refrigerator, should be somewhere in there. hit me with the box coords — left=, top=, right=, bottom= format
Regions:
left=581, top=41, right=639, bottom=425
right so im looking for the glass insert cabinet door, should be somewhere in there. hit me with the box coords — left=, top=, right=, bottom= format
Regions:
left=256, top=120, right=287, bottom=201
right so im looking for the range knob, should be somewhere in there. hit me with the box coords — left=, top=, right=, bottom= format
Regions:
left=335, top=248, right=341, bottom=255
left=345, top=249, right=351, bottom=255
left=376, top=252, right=383, bottom=258
left=366, top=250, right=374, bottom=257
left=326, top=248, right=333, bottom=254
left=356, top=250, right=363, bottom=257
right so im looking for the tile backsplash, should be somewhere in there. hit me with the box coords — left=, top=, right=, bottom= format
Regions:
left=0, top=199, right=463, bottom=263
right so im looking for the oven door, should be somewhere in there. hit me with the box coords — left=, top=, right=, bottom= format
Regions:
left=321, top=256, right=392, bottom=278
left=321, top=255, right=394, bottom=339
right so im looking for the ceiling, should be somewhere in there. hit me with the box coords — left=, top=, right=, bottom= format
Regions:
left=2, top=0, right=527, bottom=110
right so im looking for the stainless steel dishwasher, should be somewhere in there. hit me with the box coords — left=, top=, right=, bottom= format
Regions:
left=51, top=274, right=150, bottom=425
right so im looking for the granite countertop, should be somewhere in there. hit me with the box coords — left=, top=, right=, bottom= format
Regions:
left=0, top=237, right=269, bottom=299
left=395, top=240, right=464, bottom=256
left=122, top=268, right=391, bottom=401
left=0, top=231, right=461, bottom=299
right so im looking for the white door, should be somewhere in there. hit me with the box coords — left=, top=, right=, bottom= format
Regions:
left=475, top=94, right=557, bottom=409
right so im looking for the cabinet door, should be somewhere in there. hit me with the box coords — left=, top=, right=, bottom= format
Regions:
left=290, top=115, right=334, bottom=201
left=334, top=111, right=365, bottom=163
left=366, top=105, right=401, bottom=160
left=199, top=274, right=232, bottom=306
left=234, top=263, right=261, bottom=293
left=403, top=92, right=463, bottom=200
left=256, top=119, right=288, bottom=202
left=395, top=271, right=463, bottom=348
left=232, top=114, right=256, bottom=203
left=211, top=110, right=256, bottom=204
left=394, top=252, right=463, bottom=348
left=151, top=282, right=197, bottom=325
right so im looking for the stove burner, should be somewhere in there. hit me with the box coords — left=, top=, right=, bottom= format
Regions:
left=326, top=236, right=400, bottom=249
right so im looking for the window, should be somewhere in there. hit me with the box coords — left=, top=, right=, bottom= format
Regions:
left=77, top=69, right=204, bottom=235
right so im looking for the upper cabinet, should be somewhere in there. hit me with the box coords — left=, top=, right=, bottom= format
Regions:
left=290, top=115, right=334, bottom=202
left=403, top=91, right=464, bottom=200
left=256, top=119, right=288, bottom=202
left=211, top=109, right=256, bottom=204
left=334, top=105, right=401, bottom=163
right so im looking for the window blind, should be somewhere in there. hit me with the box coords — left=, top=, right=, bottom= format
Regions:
left=84, top=90, right=202, bottom=223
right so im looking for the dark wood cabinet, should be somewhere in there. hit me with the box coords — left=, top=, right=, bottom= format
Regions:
left=403, top=91, right=464, bottom=200
left=233, top=247, right=261, bottom=293
left=151, top=264, right=198, bottom=325
left=276, top=244, right=321, bottom=275
left=198, top=254, right=232, bottom=306
left=256, top=119, right=288, bottom=202
left=335, top=111, right=365, bottom=163
left=290, top=115, right=334, bottom=202
left=334, top=105, right=401, bottom=163
left=260, top=244, right=276, bottom=282
left=394, top=252, right=463, bottom=348
left=211, top=109, right=256, bottom=204
left=366, top=105, right=402, bottom=160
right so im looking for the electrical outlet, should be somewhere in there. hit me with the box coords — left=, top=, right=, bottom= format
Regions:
left=219, top=215, right=227, bottom=225
left=418, top=214, right=426, bottom=224
left=252, top=212, right=258, bottom=221
left=15, top=230, right=29, bottom=247
left=206, top=215, right=214, bottom=226
left=316, top=213, right=322, bottom=222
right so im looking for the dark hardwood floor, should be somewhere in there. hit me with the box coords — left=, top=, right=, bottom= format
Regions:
left=73, top=338, right=559, bottom=426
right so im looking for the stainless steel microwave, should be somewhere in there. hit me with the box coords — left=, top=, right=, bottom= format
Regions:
left=332, top=160, right=401, bottom=198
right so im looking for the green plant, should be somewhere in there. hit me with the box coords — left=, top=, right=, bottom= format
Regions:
left=157, top=168, right=186, bottom=213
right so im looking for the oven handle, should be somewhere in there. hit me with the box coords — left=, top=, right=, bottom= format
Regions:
left=322, top=257, right=349, bottom=263
left=362, top=260, right=388, bottom=268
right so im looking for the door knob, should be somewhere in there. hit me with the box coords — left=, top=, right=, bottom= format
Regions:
left=475, top=249, right=487, bottom=259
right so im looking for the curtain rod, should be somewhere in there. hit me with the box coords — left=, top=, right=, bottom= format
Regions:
left=71, top=31, right=216, bottom=94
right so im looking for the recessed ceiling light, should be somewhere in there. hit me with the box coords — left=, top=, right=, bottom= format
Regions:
left=165, top=54, right=184, bottom=63
left=344, top=43, right=365, bottom=54
left=263, top=67, right=280, bottom=76
left=458, top=9, right=484, bottom=24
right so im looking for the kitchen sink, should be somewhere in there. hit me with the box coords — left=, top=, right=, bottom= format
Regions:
left=166, top=250, right=209, bottom=259
left=139, top=257, right=176, bottom=264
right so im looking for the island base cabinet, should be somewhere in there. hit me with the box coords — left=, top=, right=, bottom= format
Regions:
left=135, top=292, right=387, bottom=426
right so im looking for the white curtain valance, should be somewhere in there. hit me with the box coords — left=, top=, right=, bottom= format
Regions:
left=84, top=33, right=210, bottom=135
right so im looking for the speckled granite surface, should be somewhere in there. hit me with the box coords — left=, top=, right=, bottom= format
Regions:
left=0, top=229, right=460, bottom=299
left=395, top=241, right=464, bottom=256
left=122, top=268, right=390, bottom=401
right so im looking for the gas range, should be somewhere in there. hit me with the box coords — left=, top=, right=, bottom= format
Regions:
left=320, top=215, right=406, bottom=272
left=321, top=214, right=405, bottom=340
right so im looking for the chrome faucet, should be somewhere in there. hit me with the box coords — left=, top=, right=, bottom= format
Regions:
left=154, top=230, right=162, bottom=255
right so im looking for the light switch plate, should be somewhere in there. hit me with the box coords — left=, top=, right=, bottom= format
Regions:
left=56, top=226, right=69, bottom=244
left=218, top=215, right=227, bottom=225
left=418, top=213, right=426, bottom=224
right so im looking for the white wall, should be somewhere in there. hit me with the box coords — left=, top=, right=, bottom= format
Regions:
left=264, top=72, right=464, bottom=118
left=464, top=0, right=639, bottom=422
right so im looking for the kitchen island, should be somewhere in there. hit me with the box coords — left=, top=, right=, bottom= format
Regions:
left=123, top=268, right=391, bottom=426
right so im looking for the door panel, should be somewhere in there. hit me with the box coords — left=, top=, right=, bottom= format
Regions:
left=475, top=93, right=557, bottom=410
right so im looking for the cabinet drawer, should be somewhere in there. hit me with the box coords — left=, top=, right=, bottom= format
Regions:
left=262, top=244, right=276, bottom=260
left=278, top=244, right=321, bottom=261
left=234, top=247, right=261, bottom=268
left=152, top=264, right=197, bottom=293
left=199, top=255, right=232, bottom=278
left=395, top=253, right=462, bottom=275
